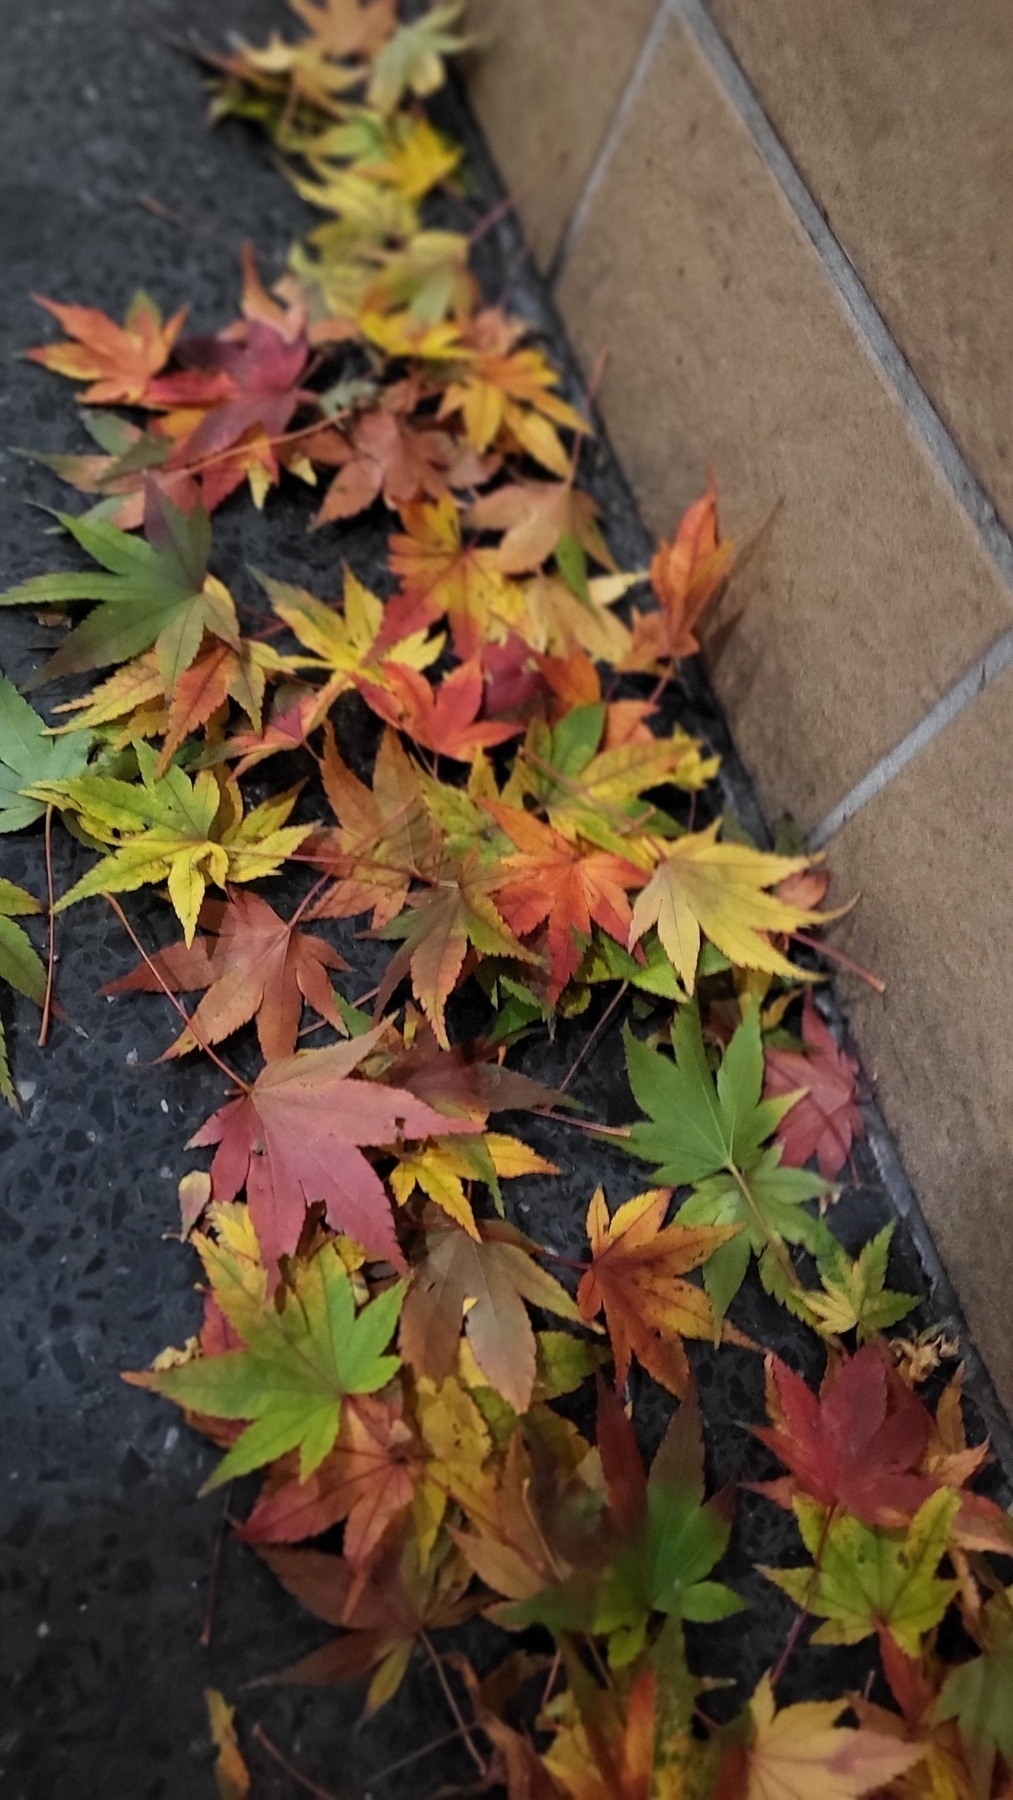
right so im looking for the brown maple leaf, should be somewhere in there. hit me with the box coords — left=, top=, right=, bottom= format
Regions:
left=400, top=1218, right=581, bottom=1413
left=311, top=407, right=454, bottom=526
left=576, top=1188, right=745, bottom=1397
left=189, top=1026, right=479, bottom=1273
left=468, top=480, right=615, bottom=576
left=26, top=292, right=186, bottom=404
left=619, top=481, right=734, bottom=672
left=103, top=890, right=348, bottom=1061
left=239, top=1391, right=422, bottom=1561
left=257, top=1529, right=474, bottom=1712
left=484, top=802, right=647, bottom=1001
left=307, top=725, right=437, bottom=929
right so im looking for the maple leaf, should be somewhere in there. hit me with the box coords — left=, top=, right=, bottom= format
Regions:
left=0, top=486, right=239, bottom=691
left=624, top=1003, right=832, bottom=1320
left=764, top=997, right=865, bottom=1181
left=389, top=1131, right=557, bottom=1237
left=238, top=1390, right=422, bottom=1561
left=542, top=1665, right=659, bottom=1800
left=358, top=657, right=522, bottom=760
left=751, top=1345, right=938, bottom=1528
left=360, top=113, right=462, bottom=203
left=25, top=291, right=186, bottom=404
left=484, top=802, right=647, bottom=1001
left=288, top=0, right=397, bottom=60
left=619, top=482, right=734, bottom=673
left=381, top=495, right=523, bottom=658
left=32, top=748, right=311, bottom=945
left=148, top=320, right=313, bottom=509
left=934, top=1590, right=1013, bottom=1797
left=127, top=1234, right=405, bottom=1487
left=763, top=1489, right=960, bottom=1657
left=366, top=2, right=468, bottom=114
left=308, top=724, right=437, bottom=929
left=102, top=890, right=348, bottom=1061
left=372, top=853, right=541, bottom=1046
left=257, top=1531, right=474, bottom=1712
left=310, top=407, right=455, bottom=526
left=437, top=309, right=588, bottom=479
left=399, top=1217, right=581, bottom=1412
left=469, top=479, right=614, bottom=577
left=153, top=636, right=276, bottom=774
left=576, top=1188, right=742, bottom=1397
left=0, top=879, right=46, bottom=1110
left=189, top=1025, right=479, bottom=1271
left=205, top=1689, right=250, bottom=1800
left=800, top=1224, right=919, bottom=1341
left=0, top=671, right=91, bottom=831
left=628, top=821, right=831, bottom=993
left=259, top=563, right=439, bottom=696
left=737, top=1672, right=926, bottom=1800
left=509, top=1383, right=742, bottom=1660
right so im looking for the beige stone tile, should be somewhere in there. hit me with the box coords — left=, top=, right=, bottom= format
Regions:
left=709, top=0, right=1013, bottom=530
left=826, top=668, right=1013, bottom=1412
left=556, top=16, right=1013, bottom=831
left=463, top=0, right=657, bottom=270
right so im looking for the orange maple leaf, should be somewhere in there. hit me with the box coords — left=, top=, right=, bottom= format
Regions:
left=576, top=1188, right=745, bottom=1397
left=26, top=292, right=186, bottom=405
left=620, top=481, right=734, bottom=671
left=358, top=658, right=522, bottom=761
left=484, top=801, right=647, bottom=1001
left=380, top=494, right=517, bottom=658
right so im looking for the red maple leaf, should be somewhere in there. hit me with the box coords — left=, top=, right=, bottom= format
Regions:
left=357, top=658, right=521, bottom=761
left=188, top=1027, right=478, bottom=1273
left=484, top=802, right=647, bottom=1001
left=310, top=408, right=454, bottom=526
left=103, top=890, right=348, bottom=1061
left=764, top=996, right=864, bottom=1180
left=753, top=1343, right=936, bottom=1527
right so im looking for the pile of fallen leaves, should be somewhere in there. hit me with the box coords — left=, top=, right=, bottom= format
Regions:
left=2, top=2, right=1012, bottom=1794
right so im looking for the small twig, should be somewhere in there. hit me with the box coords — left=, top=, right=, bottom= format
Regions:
left=252, top=1725, right=341, bottom=1799
left=792, top=931, right=886, bottom=995
left=368, top=1726, right=468, bottom=1784
left=104, top=895, right=251, bottom=1092
left=468, top=190, right=518, bottom=246
left=38, top=804, right=57, bottom=1047
left=561, top=981, right=629, bottom=1092
left=537, top=1111, right=631, bottom=1141
left=540, top=1648, right=561, bottom=1710
left=770, top=1503, right=836, bottom=1687
left=199, top=1482, right=232, bottom=1648
left=421, top=1633, right=487, bottom=1778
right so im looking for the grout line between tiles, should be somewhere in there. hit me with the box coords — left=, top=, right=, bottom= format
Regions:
left=555, top=0, right=1013, bottom=841
left=545, top=0, right=673, bottom=289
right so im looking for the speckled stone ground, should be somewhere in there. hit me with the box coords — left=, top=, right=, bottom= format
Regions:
left=0, top=6, right=1010, bottom=1798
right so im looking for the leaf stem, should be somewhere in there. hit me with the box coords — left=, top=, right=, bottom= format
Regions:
left=38, top=804, right=57, bottom=1048
left=251, top=1725, right=341, bottom=1799
left=104, top=895, right=251, bottom=1094
left=769, top=1502, right=836, bottom=1688
left=561, top=981, right=629, bottom=1092
left=726, top=1160, right=804, bottom=1298
left=421, top=1632, right=487, bottom=1777
left=367, top=1725, right=469, bottom=1784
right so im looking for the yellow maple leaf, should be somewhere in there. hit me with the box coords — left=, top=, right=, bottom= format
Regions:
left=205, top=1689, right=250, bottom=1800
left=742, top=1674, right=925, bottom=1800
left=389, top=1131, right=557, bottom=1237
left=628, top=821, right=833, bottom=992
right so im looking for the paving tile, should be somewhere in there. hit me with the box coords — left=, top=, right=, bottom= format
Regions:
left=826, top=667, right=1013, bottom=1413
left=708, top=0, right=1013, bottom=531
left=463, top=0, right=657, bottom=270
left=555, top=15, right=1013, bottom=831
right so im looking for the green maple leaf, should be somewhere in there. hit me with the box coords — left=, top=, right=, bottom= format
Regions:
left=28, top=744, right=310, bottom=944
left=934, top=1590, right=1013, bottom=1797
left=507, top=1390, right=742, bottom=1663
left=0, top=671, right=91, bottom=832
left=801, top=1223, right=920, bottom=1341
left=367, top=2, right=468, bottom=115
left=129, top=1236, right=405, bottom=1491
left=625, top=1004, right=833, bottom=1320
left=0, top=490, right=239, bottom=688
left=0, top=879, right=46, bottom=1110
left=763, top=1489, right=959, bottom=1658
